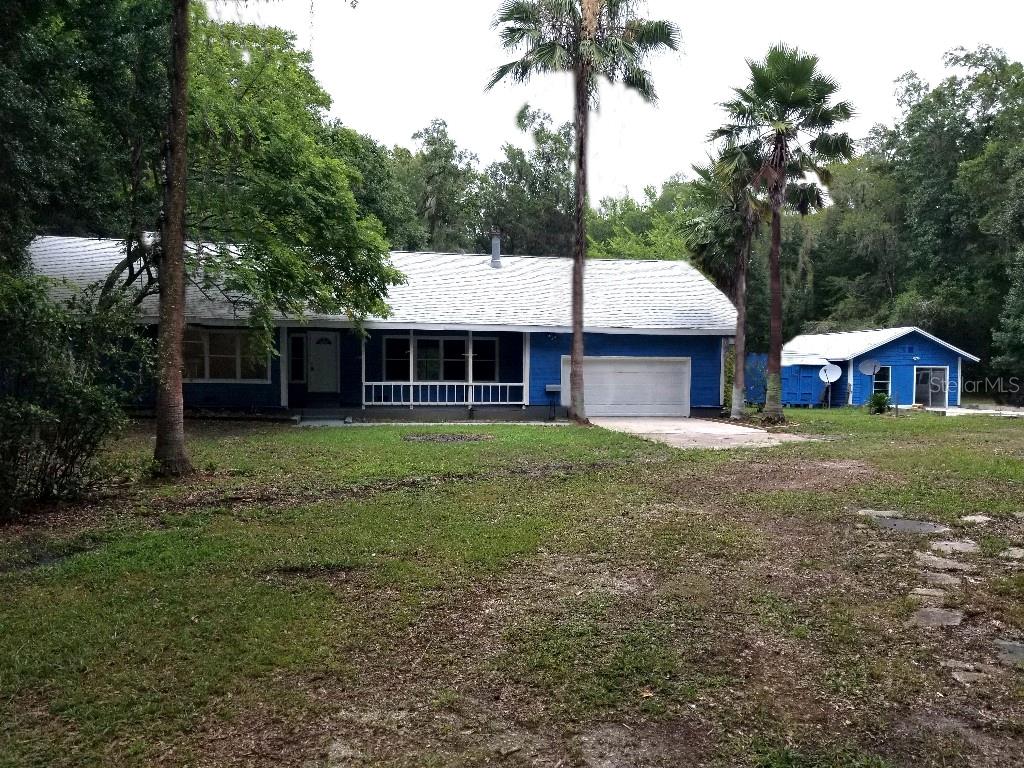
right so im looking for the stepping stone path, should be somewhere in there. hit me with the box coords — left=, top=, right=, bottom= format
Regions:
left=911, top=606, right=963, bottom=628
left=930, top=539, right=980, bottom=555
left=941, top=660, right=1001, bottom=685
left=961, top=514, right=992, bottom=525
left=856, top=508, right=1024, bottom=686
left=994, top=640, right=1024, bottom=668
left=923, top=571, right=962, bottom=587
left=910, top=587, right=946, bottom=605
left=914, top=551, right=976, bottom=572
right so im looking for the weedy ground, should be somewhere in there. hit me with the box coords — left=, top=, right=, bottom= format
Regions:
left=1, top=411, right=1022, bottom=767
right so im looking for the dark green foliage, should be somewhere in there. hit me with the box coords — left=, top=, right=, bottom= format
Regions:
left=0, top=274, right=153, bottom=516
left=992, top=250, right=1024, bottom=394
left=401, top=119, right=481, bottom=252
left=180, top=14, right=401, bottom=340
left=0, top=0, right=167, bottom=265
left=785, top=47, right=1024, bottom=370
left=479, top=106, right=574, bottom=256
left=321, top=122, right=427, bottom=251
left=865, top=392, right=891, bottom=415
left=588, top=180, right=694, bottom=262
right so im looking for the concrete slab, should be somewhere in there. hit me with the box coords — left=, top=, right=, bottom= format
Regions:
left=590, top=417, right=806, bottom=450
left=928, top=406, right=1024, bottom=418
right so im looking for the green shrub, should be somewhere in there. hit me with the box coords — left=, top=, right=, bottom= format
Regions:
left=0, top=273, right=152, bottom=517
left=865, top=392, right=891, bottom=415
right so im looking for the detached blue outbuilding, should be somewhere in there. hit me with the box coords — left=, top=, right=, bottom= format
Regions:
left=777, top=327, right=979, bottom=408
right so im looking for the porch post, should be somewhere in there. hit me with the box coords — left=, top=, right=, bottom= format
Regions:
left=408, top=329, right=414, bottom=409
left=360, top=335, right=366, bottom=409
left=957, top=357, right=962, bottom=407
left=279, top=325, right=288, bottom=409
left=522, top=332, right=530, bottom=407
left=467, top=330, right=474, bottom=409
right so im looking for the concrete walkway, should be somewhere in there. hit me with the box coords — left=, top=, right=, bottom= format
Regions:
left=927, top=406, right=1024, bottom=418
left=591, top=417, right=806, bottom=450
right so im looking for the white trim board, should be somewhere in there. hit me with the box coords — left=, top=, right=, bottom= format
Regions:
left=172, top=318, right=736, bottom=337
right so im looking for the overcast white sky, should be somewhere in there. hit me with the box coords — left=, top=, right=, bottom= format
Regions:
left=215, top=0, right=1023, bottom=201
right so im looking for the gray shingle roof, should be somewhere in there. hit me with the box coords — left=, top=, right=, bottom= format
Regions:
left=29, top=236, right=737, bottom=335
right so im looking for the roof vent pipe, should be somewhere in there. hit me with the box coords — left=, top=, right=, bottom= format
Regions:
left=489, top=228, right=501, bottom=268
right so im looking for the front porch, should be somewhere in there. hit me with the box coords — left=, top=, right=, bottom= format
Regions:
left=283, top=327, right=530, bottom=411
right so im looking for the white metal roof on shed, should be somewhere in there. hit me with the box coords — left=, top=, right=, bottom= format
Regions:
left=780, top=352, right=830, bottom=367
left=783, top=326, right=979, bottom=363
left=28, top=236, right=737, bottom=335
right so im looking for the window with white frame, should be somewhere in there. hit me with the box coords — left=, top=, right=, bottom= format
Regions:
left=182, top=327, right=269, bottom=382
left=873, top=365, right=891, bottom=395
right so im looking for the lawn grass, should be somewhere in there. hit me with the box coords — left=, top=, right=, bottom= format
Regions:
left=1, top=411, right=1023, bottom=767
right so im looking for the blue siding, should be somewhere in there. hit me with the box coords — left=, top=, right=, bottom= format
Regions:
left=529, top=332, right=725, bottom=408
left=745, top=353, right=768, bottom=404
left=849, top=332, right=964, bottom=406
left=781, top=364, right=828, bottom=406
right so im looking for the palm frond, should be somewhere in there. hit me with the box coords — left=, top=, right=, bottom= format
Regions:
left=622, top=65, right=657, bottom=102
left=809, top=131, right=854, bottom=161
left=624, top=18, right=680, bottom=53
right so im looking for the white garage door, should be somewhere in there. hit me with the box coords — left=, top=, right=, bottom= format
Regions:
left=560, top=356, right=691, bottom=417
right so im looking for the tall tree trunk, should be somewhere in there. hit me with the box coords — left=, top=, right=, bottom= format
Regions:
left=568, top=64, right=591, bottom=424
left=763, top=200, right=784, bottom=422
left=730, top=233, right=750, bottom=420
left=154, top=0, right=193, bottom=477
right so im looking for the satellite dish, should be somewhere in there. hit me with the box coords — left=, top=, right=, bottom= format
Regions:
left=819, top=364, right=842, bottom=384
left=858, top=358, right=882, bottom=376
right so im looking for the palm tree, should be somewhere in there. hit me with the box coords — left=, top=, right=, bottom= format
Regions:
left=683, top=141, right=766, bottom=419
left=716, top=44, right=853, bottom=422
left=488, top=0, right=679, bottom=422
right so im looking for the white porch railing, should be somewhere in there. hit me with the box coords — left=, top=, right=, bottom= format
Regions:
left=362, top=382, right=525, bottom=406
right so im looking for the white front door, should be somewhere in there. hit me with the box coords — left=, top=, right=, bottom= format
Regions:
left=560, top=356, right=691, bottom=417
left=307, top=331, right=338, bottom=393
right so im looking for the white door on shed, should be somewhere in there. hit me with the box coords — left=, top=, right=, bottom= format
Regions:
left=560, top=356, right=691, bottom=417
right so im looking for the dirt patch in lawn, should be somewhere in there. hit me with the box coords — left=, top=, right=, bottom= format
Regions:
left=710, top=457, right=879, bottom=492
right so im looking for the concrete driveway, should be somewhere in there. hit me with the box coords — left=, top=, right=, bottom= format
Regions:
left=591, top=417, right=806, bottom=450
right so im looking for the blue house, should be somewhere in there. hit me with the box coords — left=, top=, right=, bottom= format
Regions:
left=31, top=236, right=738, bottom=420
left=779, top=327, right=979, bottom=408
